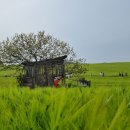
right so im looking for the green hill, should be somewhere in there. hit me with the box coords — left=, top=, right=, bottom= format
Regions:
left=88, top=62, right=130, bottom=75
left=86, top=62, right=130, bottom=87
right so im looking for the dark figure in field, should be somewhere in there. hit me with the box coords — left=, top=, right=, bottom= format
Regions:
left=119, top=72, right=128, bottom=77
left=86, top=80, right=91, bottom=87
left=79, top=78, right=91, bottom=87
left=119, top=72, right=124, bottom=77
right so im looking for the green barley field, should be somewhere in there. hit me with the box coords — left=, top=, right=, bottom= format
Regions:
left=0, top=62, right=130, bottom=130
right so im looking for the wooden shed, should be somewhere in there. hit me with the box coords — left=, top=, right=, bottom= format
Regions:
left=22, top=55, right=67, bottom=88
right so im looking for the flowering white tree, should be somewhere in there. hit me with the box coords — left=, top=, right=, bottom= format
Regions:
left=0, top=31, right=75, bottom=64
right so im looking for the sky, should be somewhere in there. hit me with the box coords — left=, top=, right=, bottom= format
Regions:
left=0, top=0, right=130, bottom=63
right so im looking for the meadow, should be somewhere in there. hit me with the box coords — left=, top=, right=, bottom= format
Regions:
left=86, top=62, right=130, bottom=87
left=0, top=62, right=130, bottom=130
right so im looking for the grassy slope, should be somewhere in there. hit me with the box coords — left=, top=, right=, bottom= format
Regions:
left=88, top=62, right=130, bottom=75
left=86, top=62, right=130, bottom=87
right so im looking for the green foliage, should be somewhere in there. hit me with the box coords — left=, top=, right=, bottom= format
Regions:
left=0, top=31, right=75, bottom=64
left=65, top=60, right=88, bottom=80
left=0, top=87, right=130, bottom=130
left=16, top=73, right=24, bottom=86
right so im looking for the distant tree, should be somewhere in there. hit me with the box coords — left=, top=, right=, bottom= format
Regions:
left=0, top=31, right=75, bottom=64
left=65, top=58, right=88, bottom=80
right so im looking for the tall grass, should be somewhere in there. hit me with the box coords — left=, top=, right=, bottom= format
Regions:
left=0, top=62, right=130, bottom=129
left=0, top=87, right=130, bottom=130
